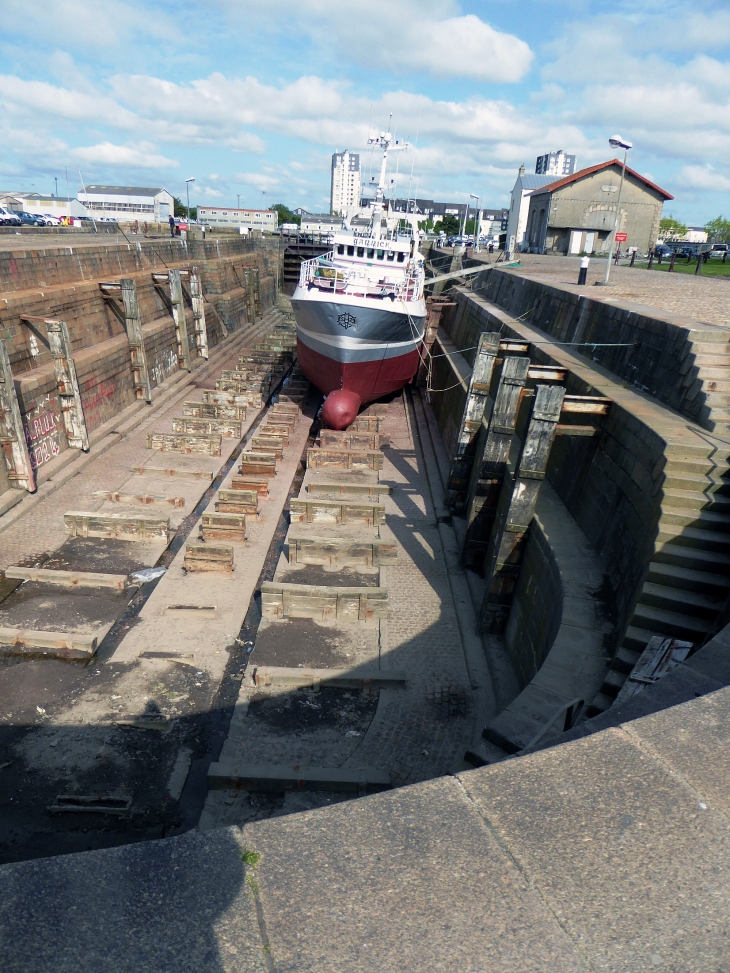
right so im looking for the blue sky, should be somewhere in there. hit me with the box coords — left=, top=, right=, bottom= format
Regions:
left=1, top=0, right=729, bottom=223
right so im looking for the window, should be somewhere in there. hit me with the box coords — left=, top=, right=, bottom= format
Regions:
left=397, top=252, right=405, bottom=263
left=377, top=249, right=385, bottom=260
left=356, top=247, right=364, bottom=257
left=387, top=251, right=395, bottom=261
left=347, top=245, right=355, bottom=256
left=338, top=244, right=345, bottom=254
left=367, top=248, right=374, bottom=259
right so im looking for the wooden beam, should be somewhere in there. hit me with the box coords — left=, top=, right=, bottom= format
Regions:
left=461, top=356, right=530, bottom=570
left=555, top=424, right=598, bottom=437
left=189, top=267, right=209, bottom=359
left=561, top=395, right=611, bottom=415
left=120, top=278, right=152, bottom=402
left=479, top=384, right=566, bottom=633
left=4, top=567, right=127, bottom=590
left=64, top=511, right=170, bottom=541
left=0, top=336, right=35, bottom=492
left=445, top=331, right=501, bottom=511
left=131, top=465, right=213, bottom=481
left=527, top=365, right=567, bottom=381
left=0, top=627, right=99, bottom=656
left=91, top=490, right=184, bottom=506
left=168, top=269, right=191, bottom=372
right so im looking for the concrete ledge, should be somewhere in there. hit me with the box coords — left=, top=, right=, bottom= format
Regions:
left=207, top=761, right=391, bottom=792
left=248, top=665, right=406, bottom=690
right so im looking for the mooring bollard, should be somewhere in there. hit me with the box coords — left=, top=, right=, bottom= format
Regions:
left=578, top=255, right=589, bottom=285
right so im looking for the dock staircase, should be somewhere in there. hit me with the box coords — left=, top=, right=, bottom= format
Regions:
left=588, top=439, right=730, bottom=715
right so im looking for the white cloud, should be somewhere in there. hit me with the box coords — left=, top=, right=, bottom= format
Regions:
left=72, top=141, right=179, bottom=168
left=678, top=165, right=730, bottom=193
left=225, top=132, right=265, bottom=153
left=1, top=0, right=179, bottom=48
left=235, top=171, right=281, bottom=191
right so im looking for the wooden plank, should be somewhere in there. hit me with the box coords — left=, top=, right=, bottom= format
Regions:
left=306, top=481, right=391, bottom=498
left=184, top=543, right=234, bottom=573
left=555, top=424, right=598, bottom=437
left=31, top=318, right=90, bottom=451
left=167, top=269, right=191, bottom=372
left=249, top=666, right=405, bottom=690
left=131, top=465, right=214, bottom=481
left=461, top=356, right=530, bottom=570
left=259, top=425, right=289, bottom=443
left=189, top=267, right=209, bottom=360
left=172, top=416, right=243, bottom=438
left=306, top=448, right=383, bottom=471
left=561, top=395, right=611, bottom=415
left=480, top=384, right=565, bottom=633
left=347, top=415, right=386, bottom=433
left=231, top=474, right=269, bottom=496
left=201, top=511, right=247, bottom=541
left=146, top=432, right=222, bottom=456
left=0, top=336, right=35, bottom=492
left=250, top=437, right=284, bottom=458
left=498, top=340, right=530, bottom=353
left=182, top=401, right=247, bottom=420
left=290, top=498, right=385, bottom=526
left=91, top=490, right=184, bottom=507
left=319, top=430, right=389, bottom=450
left=120, top=278, right=152, bottom=402
left=261, top=581, right=387, bottom=621
left=240, top=453, right=276, bottom=477
left=445, top=331, right=501, bottom=510
left=4, top=567, right=127, bottom=590
left=64, top=510, right=170, bottom=541
left=215, top=489, right=258, bottom=515
left=0, top=627, right=99, bottom=656
left=527, top=366, right=567, bottom=381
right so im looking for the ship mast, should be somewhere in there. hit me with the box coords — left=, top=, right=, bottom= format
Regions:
left=367, top=116, right=410, bottom=241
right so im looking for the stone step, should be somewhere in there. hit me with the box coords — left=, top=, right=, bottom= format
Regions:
left=664, top=457, right=716, bottom=475
left=647, top=560, right=730, bottom=595
left=585, top=692, right=614, bottom=717
left=638, top=582, right=724, bottom=619
left=653, top=542, right=730, bottom=571
left=622, top=624, right=669, bottom=652
left=601, top=668, right=628, bottom=698
left=661, top=506, right=730, bottom=533
left=207, top=761, right=391, bottom=793
left=630, top=603, right=713, bottom=641
left=657, top=525, right=730, bottom=553
left=662, top=488, right=730, bottom=513
left=610, top=645, right=642, bottom=674
left=663, top=471, right=730, bottom=496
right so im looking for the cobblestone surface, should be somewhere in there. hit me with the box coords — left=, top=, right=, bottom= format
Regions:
left=477, top=252, right=730, bottom=328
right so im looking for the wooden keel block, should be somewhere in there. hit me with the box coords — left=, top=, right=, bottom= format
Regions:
left=215, top=489, right=258, bottom=515
left=202, top=389, right=262, bottom=408
left=64, top=511, right=169, bottom=541
left=320, top=430, right=389, bottom=450
left=347, top=415, right=386, bottom=433
left=91, top=490, right=184, bottom=507
left=183, top=544, right=234, bottom=573
left=146, top=432, right=222, bottom=456
left=306, top=447, right=384, bottom=471
left=131, top=465, right=214, bottom=481
left=172, top=416, right=243, bottom=438
left=360, top=403, right=389, bottom=416
left=4, top=567, right=127, bottom=590
left=260, top=582, right=387, bottom=622
left=240, top=452, right=277, bottom=476
left=287, top=533, right=397, bottom=567
left=0, top=626, right=99, bottom=656
left=289, top=498, right=386, bottom=526
left=201, top=512, right=246, bottom=542
left=250, top=437, right=284, bottom=458
left=231, top=475, right=269, bottom=496
left=215, top=380, right=268, bottom=395
left=258, top=425, right=289, bottom=444
left=182, top=401, right=247, bottom=420
left=306, top=481, right=391, bottom=498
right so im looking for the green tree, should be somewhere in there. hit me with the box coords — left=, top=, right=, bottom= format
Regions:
left=659, top=214, right=687, bottom=238
left=705, top=216, right=730, bottom=242
left=173, top=196, right=186, bottom=217
left=434, top=214, right=460, bottom=236
left=271, top=203, right=300, bottom=227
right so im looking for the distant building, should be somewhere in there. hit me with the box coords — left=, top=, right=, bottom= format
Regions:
left=523, top=159, right=674, bottom=255
left=506, top=167, right=558, bottom=251
left=535, top=150, right=576, bottom=177
left=300, top=214, right=342, bottom=236
left=330, top=151, right=361, bottom=218
left=293, top=207, right=310, bottom=217
left=77, top=186, right=174, bottom=222
left=0, top=192, right=88, bottom=219
left=197, top=206, right=276, bottom=232
left=684, top=227, right=709, bottom=244
left=359, top=196, right=508, bottom=235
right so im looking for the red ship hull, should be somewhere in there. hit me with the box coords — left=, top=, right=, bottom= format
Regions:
left=296, top=338, right=421, bottom=404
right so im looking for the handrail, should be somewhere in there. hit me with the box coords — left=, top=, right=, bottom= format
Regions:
left=519, top=697, right=584, bottom=753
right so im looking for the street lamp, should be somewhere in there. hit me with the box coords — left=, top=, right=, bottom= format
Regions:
left=185, top=177, right=195, bottom=220
left=600, top=136, right=632, bottom=285
left=470, top=193, right=480, bottom=252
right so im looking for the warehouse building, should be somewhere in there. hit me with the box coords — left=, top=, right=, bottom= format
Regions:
left=197, top=207, right=277, bottom=232
left=77, top=186, right=175, bottom=222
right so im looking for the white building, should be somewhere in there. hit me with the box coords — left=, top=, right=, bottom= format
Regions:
left=535, top=150, right=576, bottom=177
left=0, top=192, right=88, bottom=218
left=505, top=167, right=557, bottom=251
left=685, top=227, right=709, bottom=244
left=330, top=151, right=361, bottom=218
left=77, top=186, right=174, bottom=222
left=197, top=207, right=277, bottom=232
left=300, top=214, right=342, bottom=237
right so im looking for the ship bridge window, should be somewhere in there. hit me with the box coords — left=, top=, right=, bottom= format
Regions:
left=397, top=252, right=405, bottom=263
left=377, top=249, right=385, bottom=260
left=387, top=251, right=395, bottom=261
left=367, top=248, right=375, bottom=259
left=337, top=244, right=345, bottom=254
left=347, top=245, right=355, bottom=256
left=357, top=247, right=364, bottom=258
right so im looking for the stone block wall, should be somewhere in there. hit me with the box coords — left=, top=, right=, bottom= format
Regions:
left=504, top=519, right=562, bottom=689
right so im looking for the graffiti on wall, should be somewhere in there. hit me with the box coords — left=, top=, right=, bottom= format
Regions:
left=150, top=347, right=177, bottom=389
left=23, top=394, right=62, bottom=470
left=83, top=376, right=117, bottom=432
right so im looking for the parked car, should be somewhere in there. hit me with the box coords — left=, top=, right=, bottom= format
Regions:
left=41, top=214, right=62, bottom=225
left=17, top=212, right=44, bottom=226
left=711, top=243, right=728, bottom=253
left=655, top=247, right=674, bottom=260
left=0, top=207, right=22, bottom=225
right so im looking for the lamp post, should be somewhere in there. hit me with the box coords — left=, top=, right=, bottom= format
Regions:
left=470, top=193, right=480, bottom=252
left=237, top=194, right=240, bottom=210
left=601, top=136, right=632, bottom=285
left=185, top=177, right=195, bottom=221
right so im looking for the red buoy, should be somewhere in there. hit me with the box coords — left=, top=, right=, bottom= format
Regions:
left=322, top=389, right=361, bottom=430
